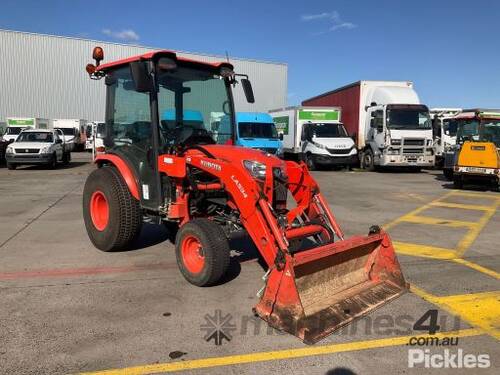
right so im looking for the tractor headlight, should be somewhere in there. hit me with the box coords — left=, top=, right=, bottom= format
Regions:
left=243, top=160, right=267, bottom=180
left=6, top=146, right=14, bottom=154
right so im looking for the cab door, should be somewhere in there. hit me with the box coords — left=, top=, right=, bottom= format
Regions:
left=104, top=66, right=161, bottom=211
left=53, top=132, right=63, bottom=160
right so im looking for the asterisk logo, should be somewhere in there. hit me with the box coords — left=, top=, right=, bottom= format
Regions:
left=200, top=309, right=237, bottom=345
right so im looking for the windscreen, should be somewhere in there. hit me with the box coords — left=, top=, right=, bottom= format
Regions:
left=481, top=119, right=500, bottom=147
left=456, top=120, right=479, bottom=143
left=387, top=105, right=431, bottom=130
left=157, top=64, right=233, bottom=146
left=17, top=132, right=53, bottom=143
left=443, top=119, right=458, bottom=136
left=55, top=128, right=76, bottom=136
left=238, top=122, right=278, bottom=139
left=6, top=127, right=23, bottom=135
left=308, top=123, right=348, bottom=138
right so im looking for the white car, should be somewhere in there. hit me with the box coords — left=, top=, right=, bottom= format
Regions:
left=5, top=129, right=70, bottom=170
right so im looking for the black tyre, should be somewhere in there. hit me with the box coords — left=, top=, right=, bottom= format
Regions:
left=305, top=153, right=316, bottom=171
left=175, top=218, right=230, bottom=287
left=443, top=168, right=454, bottom=181
left=48, top=153, right=57, bottom=169
left=453, top=175, right=463, bottom=189
left=83, top=166, right=142, bottom=251
left=362, top=150, right=375, bottom=171
left=62, top=152, right=71, bottom=165
left=7, top=162, right=16, bottom=170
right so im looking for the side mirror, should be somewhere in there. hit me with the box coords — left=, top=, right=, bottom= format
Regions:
left=130, top=61, right=154, bottom=92
left=8, top=139, right=14, bottom=144
left=241, top=79, right=255, bottom=103
left=279, top=133, right=284, bottom=140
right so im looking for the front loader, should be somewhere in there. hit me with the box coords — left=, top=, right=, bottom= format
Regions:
left=82, top=47, right=408, bottom=344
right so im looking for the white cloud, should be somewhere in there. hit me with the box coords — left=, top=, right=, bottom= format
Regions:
left=102, top=28, right=140, bottom=42
left=300, top=10, right=356, bottom=34
left=301, top=11, right=339, bottom=22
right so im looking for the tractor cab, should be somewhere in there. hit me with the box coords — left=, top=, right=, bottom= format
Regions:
left=86, top=48, right=254, bottom=211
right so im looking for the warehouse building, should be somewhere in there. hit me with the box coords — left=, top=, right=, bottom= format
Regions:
left=0, top=29, right=287, bottom=125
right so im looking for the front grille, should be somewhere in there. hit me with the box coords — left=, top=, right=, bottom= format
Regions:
left=403, top=148, right=424, bottom=154
left=15, top=148, right=39, bottom=153
left=403, top=139, right=425, bottom=146
left=327, top=147, right=352, bottom=155
left=261, top=147, right=277, bottom=154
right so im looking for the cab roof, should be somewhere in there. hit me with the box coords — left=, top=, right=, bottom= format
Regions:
left=96, top=50, right=233, bottom=72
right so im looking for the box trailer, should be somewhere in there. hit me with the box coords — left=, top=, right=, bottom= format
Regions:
left=303, top=81, right=435, bottom=170
left=53, top=119, right=87, bottom=151
left=269, top=106, right=358, bottom=169
left=3, top=117, right=49, bottom=142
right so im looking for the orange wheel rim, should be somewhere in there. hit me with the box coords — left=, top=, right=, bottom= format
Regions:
left=90, top=190, right=109, bottom=231
left=181, top=235, right=205, bottom=274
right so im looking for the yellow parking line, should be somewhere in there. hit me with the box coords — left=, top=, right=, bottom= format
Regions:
left=411, top=286, right=500, bottom=340
left=452, top=259, right=500, bottom=279
left=400, top=215, right=477, bottom=228
left=383, top=191, right=456, bottom=230
left=393, top=241, right=458, bottom=260
left=430, top=201, right=496, bottom=212
left=455, top=199, right=500, bottom=256
left=77, top=328, right=483, bottom=375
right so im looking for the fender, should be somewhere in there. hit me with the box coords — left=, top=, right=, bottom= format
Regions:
left=94, top=154, right=140, bottom=200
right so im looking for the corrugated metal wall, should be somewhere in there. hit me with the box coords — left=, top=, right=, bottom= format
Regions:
left=0, top=29, right=287, bottom=122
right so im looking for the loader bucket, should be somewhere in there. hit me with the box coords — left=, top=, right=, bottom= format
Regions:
left=254, top=230, right=408, bottom=344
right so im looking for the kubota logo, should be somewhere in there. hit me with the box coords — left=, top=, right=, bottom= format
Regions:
left=231, top=175, right=248, bottom=198
left=200, top=160, right=222, bottom=171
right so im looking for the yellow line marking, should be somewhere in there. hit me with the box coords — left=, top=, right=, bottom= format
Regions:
left=455, top=198, right=500, bottom=256
left=383, top=191, right=456, bottom=231
left=393, top=241, right=458, bottom=260
left=400, top=215, right=477, bottom=228
left=430, top=201, right=496, bottom=212
left=411, top=286, right=500, bottom=340
left=452, top=258, right=500, bottom=279
left=78, top=328, right=483, bottom=375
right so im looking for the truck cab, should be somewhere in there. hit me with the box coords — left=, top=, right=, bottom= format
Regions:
left=218, top=112, right=283, bottom=156
left=430, top=108, right=462, bottom=167
left=364, top=103, right=434, bottom=170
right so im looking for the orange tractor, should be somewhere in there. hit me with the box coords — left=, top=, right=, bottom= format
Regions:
left=83, top=47, right=408, bottom=344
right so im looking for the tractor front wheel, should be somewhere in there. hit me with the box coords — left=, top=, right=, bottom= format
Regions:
left=83, top=166, right=142, bottom=251
left=175, top=219, right=230, bottom=287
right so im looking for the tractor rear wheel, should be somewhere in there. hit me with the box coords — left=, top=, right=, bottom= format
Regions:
left=175, top=219, right=230, bottom=287
left=83, top=166, right=142, bottom=251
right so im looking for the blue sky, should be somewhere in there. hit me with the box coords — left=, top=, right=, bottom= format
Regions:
left=1, top=0, right=499, bottom=108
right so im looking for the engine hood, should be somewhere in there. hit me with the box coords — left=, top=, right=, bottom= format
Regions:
left=11, top=141, right=50, bottom=149
left=312, top=137, right=354, bottom=149
left=188, top=144, right=285, bottom=169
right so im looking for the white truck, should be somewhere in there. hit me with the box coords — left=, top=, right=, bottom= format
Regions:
left=53, top=118, right=87, bottom=151
left=269, top=106, right=358, bottom=170
left=85, top=121, right=106, bottom=158
left=303, top=81, right=435, bottom=171
left=430, top=108, right=462, bottom=167
left=3, top=117, right=49, bottom=142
